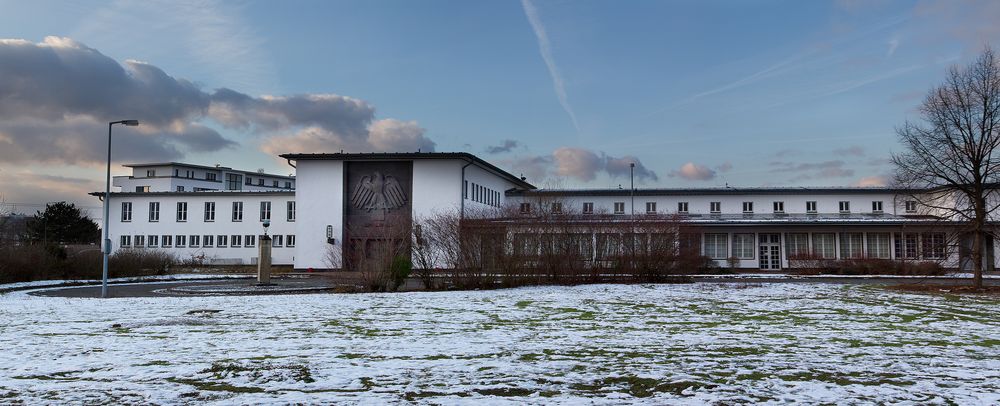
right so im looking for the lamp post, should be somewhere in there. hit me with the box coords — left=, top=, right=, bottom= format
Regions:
left=630, top=162, right=635, bottom=217
left=102, top=119, right=139, bottom=298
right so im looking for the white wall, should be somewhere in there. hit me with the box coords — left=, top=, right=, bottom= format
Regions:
left=293, top=160, right=343, bottom=269
left=106, top=192, right=297, bottom=265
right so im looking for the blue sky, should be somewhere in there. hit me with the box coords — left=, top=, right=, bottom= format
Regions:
left=0, top=0, right=998, bottom=209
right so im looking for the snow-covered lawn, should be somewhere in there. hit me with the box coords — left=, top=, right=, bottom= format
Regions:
left=1, top=283, right=999, bottom=404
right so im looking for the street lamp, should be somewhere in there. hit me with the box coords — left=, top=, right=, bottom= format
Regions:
left=102, top=119, right=139, bottom=298
left=630, top=162, right=635, bottom=217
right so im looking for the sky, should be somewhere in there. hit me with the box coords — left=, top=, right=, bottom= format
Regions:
left=1, top=0, right=999, bottom=215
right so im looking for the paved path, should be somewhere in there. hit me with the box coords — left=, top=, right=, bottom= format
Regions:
left=31, top=277, right=341, bottom=298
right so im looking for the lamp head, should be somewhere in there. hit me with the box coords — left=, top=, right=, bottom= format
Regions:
left=122, top=120, right=139, bottom=126
left=263, top=219, right=271, bottom=229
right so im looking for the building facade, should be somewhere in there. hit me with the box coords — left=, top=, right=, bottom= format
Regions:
left=96, top=153, right=994, bottom=271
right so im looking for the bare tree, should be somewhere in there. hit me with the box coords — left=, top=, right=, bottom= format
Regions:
left=892, top=47, right=1000, bottom=289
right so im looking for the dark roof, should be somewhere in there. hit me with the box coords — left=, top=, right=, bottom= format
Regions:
left=90, top=191, right=295, bottom=197
left=507, top=187, right=925, bottom=197
left=122, top=162, right=295, bottom=179
left=280, top=152, right=536, bottom=190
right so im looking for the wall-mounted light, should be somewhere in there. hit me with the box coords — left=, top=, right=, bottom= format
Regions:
left=326, top=225, right=335, bottom=245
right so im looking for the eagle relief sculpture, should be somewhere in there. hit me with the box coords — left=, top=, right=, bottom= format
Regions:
left=351, top=171, right=407, bottom=219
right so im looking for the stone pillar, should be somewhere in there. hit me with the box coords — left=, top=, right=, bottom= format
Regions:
left=258, top=235, right=272, bottom=285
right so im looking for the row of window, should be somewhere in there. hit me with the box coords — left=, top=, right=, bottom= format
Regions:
left=119, top=234, right=296, bottom=249
left=703, top=232, right=946, bottom=260
left=121, top=201, right=296, bottom=223
left=465, top=180, right=501, bottom=207
left=144, top=169, right=293, bottom=189
left=520, top=200, right=919, bottom=215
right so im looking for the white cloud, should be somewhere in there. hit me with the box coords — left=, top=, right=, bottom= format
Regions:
left=521, top=0, right=580, bottom=133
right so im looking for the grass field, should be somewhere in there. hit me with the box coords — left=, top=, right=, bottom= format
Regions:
left=1, top=282, right=999, bottom=404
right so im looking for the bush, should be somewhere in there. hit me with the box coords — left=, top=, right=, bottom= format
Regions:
left=0, top=245, right=177, bottom=283
left=389, top=256, right=412, bottom=291
left=787, top=255, right=946, bottom=276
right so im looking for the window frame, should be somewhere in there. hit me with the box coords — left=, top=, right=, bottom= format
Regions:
left=732, top=233, right=755, bottom=259
left=176, top=202, right=187, bottom=222
left=148, top=202, right=160, bottom=222
left=121, top=202, right=132, bottom=222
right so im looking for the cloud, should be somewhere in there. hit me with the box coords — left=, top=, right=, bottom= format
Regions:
left=771, top=160, right=855, bottom=182
left=0, top=36, right=433, bottom=166
left=886, top=37, right=900, bottom=57
left=833, top=145, right=866, bottom=157
left=503, top=147, right=658, bottom=184
left=521, top=0, right=580, bottom=133
left=0, top=169, right=103, bottom=210
left=484, top=139, right=520, bottom=154
left=852, top=175, right=888, bottom=187
left=669, top=162, right=717, bottom=181
left=716, top=162, right=734, bottom=172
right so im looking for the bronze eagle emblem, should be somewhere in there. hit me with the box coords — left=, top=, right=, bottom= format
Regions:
left=351, top=171, right=407, bottom=212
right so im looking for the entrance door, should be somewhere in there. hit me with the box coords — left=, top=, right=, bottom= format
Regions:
left=759, top=233, right=781, bottom=270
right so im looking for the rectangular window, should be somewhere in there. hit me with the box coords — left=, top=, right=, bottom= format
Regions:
left=204, top=202, right=215, bottom=222
left=806, top=201, right=817, bottom=213
left=217, top=235, right=227, bottom=248
left=812, top=233, right=837, bottom=259
left=121, top=202, right=132, bottom=222
left=732, top=234, right=755, bottom=259
left=905, top=201, right=917, bottom=213
left=245, top=235, right=256, bottom=248
left=872, top=201, right=883, bottom=213
left=839, top=201, right=850, bottom=213
left=867, top=232, right=891, bottom=259
left=136, top=186, right=150, bottom=193
left=231, top=235, right=242, bottom=247
left=286, top=201, right=296, bottom=222
left=773, top=201, right=784, bottom=213
left=614, top=202, right=625, bottom=214
left=148, top=235, right=159, bottom=248
left=258, top=178, right=264, bottom=186
left=273, top=180, right=279, bottom=187
left=176, top=186, right=185, bottom=192
left=286, top=235, right=296, bottom=247
left=203, top=235, right=214, bottom=248
left=206, top=173, right=217, bottom=181
left=189, top=235, right=200, bottom=248
left=226, top=173, right=242, bottom=190
left=148, top=202, right=160, bottom=222
left=176, top=235, right=186, bottom=248
left=894, top=233, right=919, bottom=259
left=176, top=202, right=187, bottom=222
left=232, top=201, right=243, bottom=222
left=710, top=202, right=721, bottom=213
left=285, top=181, right=292, bottom=189
left=840, top=233, right=864, bottom=259
left=260, top=201, right=271, bottom=221
left=551, top=202, right=562, bottom=214
left=742, top=202, right=753, bottom=213
left=245, top=177, right=252, bottom=185
left=134, top=235, right=145, bottom=247
left=704, top=233, right=729, bottom=259
left=678, top=202, right=689, bottom=213
left=646, top=202, right=657, bottom=214
left=785, top=233, right=810, bottom=258
left=273, top=235, right=283, bottom=247
left=519, top=202, right=531, bottom=214
left=162, top=235, right=172, bottom=248
left=583, top=202, right=594, bottom=214
left=120, top=235, right=131, bottom=248
left=464, top=180, right=468, bottom=199
left=146, top=169, right=155, bottom=177
left=922, top=233, right=946, bottom=259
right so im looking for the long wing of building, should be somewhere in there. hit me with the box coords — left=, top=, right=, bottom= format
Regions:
left=92, top=152, right=993, bottom=272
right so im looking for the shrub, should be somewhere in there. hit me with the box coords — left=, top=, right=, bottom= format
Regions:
left=0, top=245, right=177, bottom=283
left=389, top=255, right=412, bottom=291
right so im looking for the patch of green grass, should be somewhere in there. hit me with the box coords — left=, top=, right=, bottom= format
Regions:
left=167, top=377, right=264, bottom=393
left=135, top=360, right=171, bottom=367
left=514, top=300, right=533, bottom=309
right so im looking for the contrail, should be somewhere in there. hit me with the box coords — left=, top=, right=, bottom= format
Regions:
left=521, top=0, right=580, bottom=133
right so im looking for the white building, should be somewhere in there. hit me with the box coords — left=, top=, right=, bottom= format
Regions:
left=96, top=153, right=995, bottom=271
